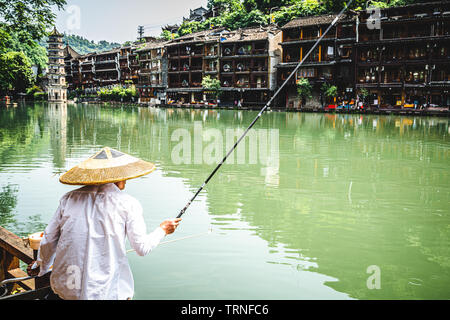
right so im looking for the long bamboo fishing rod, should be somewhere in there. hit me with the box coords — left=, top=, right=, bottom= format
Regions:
left=177, top=0, right=355, bottom=219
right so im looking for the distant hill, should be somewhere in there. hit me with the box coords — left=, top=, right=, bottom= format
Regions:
left=39, top=34, right=121, bottom=55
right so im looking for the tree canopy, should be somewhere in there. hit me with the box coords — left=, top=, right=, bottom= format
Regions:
left=0, top=0, right=67, bottom=96
left=38, top=34, right=121, bottom=55
left=0, top=0, right=66, bottom=43
left=0, top=51, right=34, bottom=96
left=167, top=0, right=431, bottom=38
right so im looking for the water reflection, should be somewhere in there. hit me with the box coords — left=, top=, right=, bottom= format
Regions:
left=0, top=184, right=18, bottom=229
left=0, top=103, right=449, bottom=299
left=47, top=103, right=68, bottom=170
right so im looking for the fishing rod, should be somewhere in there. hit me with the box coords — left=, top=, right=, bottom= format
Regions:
left=177, top=0, right=355, bottom=219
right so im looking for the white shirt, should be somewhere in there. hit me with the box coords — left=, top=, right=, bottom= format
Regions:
left=36, top=183, right=166, bottom=300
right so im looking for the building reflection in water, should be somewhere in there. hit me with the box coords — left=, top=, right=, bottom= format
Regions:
left=1, top=103, right=449, bottom=299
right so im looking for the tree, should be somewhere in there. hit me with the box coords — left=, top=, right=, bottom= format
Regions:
left=0, top=0, right=66, bottom=43
left=358, top=88, right=369, bottom=106
left=242, top=0, right=293, bottom=13
left=207, top=0, right=243, bottom=13
left=296, top=78, right=312, bottom=108
left=0, top=52, right=34, bottom=96
left=202, top=75, right=222, bottom=102
left=3, top=31, right=48, bottom=70
left=321, top=83, right=338, bottom=106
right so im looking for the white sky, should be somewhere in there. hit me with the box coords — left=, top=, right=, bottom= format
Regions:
left=54, top=0, right=208, bottom=43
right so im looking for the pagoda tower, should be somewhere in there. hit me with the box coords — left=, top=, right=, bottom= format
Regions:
left=46, top=27, right=67, bottom=102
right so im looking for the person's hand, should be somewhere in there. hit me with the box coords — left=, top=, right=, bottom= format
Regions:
left=27, top=261, right=39, bottom=277
left=160, top=218, right=182, bottom=235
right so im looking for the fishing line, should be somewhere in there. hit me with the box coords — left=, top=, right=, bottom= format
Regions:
left=176, top=0, right=356, bottom=219
left=126, top=226, right=213, bottom=254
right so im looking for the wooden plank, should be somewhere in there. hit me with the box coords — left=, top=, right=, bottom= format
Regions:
left=0, top=248, right=19, bottom=282
left=0, top=226, right=34, bottom=264
left=6, top=268, right=35, bottom=291
left=0, top=286, right=52, bottom=300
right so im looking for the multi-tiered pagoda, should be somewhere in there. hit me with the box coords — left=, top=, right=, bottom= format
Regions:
left=46, top=27, right=67, bottom=102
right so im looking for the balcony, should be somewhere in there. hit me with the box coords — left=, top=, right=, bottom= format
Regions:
left=250, top=66, right=268, bottom=72
left=205, top=67, right=218, bottom=73
left=95, top=78, right=119, bottom=83
left=169, top=81, right=202, bottom=88
left=96, top=68, right=118, bottom=73
left=96, top=59, right=116, bottom=64
left=190, top=66, right=202, bottom=72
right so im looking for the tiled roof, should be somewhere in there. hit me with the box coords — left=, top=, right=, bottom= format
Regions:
left=49, top=27, right=63, bottom=37
left=281, top=13, right=355, bottom=29
left=221, top=26, right=280, bottom=43
left=282, top=14, right=336, bottom=29
left=167, top=27, right=227, bottom=45
left=136, top=40, right=168, bottom=52
left=95, top=48, right=121, bottom=56
left=64, top=45, right=81, bottom=59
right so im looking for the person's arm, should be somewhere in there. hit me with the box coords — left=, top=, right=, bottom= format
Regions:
left=125, top=200, right=181, bottom=256
left=35, top=200, right=64, bottom=277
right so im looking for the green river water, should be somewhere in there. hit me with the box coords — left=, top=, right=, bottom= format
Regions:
left=0, top=103, right=449, bottom=299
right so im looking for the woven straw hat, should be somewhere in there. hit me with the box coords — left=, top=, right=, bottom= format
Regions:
left=59, top=147, right=156, bottom=185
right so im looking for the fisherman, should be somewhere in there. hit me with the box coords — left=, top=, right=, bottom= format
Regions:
left=27, top=147, right=181, bottom=300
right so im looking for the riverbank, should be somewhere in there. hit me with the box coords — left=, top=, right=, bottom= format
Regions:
left=158, top=103, right=450, bottom=117
left=1, top=103, right=449, bottom=299
left=5, top=99, right=450, bottom=117
left=140, top=102, right=450, bottom=117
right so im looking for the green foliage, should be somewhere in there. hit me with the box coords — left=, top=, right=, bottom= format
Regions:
left=0, top=0, right=66, bottom=43
left=271, top=0, right=327, bottom=26
left=26, top=85, right=42, bottom=96
left=33, top=91, right=46, bottom=101
left=321, top=83, right=338, bottom=98
left=159, top=30, right=173, bottom=41
left=1, top=29, right=48, bottom=70
left=0, top=51, right=34, bottom=96
left=296, top=78, right=312, bottom=100
left=38, top=34, right=121, bottom=55
left=358, top=88, right=369, bottom=102
left=202, top=75, right=222, bottom=99
left=98, top=85, right=138, bottom=102
left=178, top=21, right=204, bottom=36
left=173, top=0, right=429, bottom=37
left=0, top=184, right=18, bottom=228
left=0, top=0, right=65, bottom=81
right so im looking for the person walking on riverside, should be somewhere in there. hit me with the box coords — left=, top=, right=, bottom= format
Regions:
left=27, top=147, right=181, bottom=300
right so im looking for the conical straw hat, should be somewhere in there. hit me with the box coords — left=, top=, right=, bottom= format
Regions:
left=59, top=147, right=156, bottom=185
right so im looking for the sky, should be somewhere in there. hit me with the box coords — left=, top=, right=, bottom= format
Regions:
left=54, top=0, right=208, bottom=44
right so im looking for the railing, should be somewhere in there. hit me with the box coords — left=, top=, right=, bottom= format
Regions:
left=96, top=59, right=116, bottom=64
left=236, top=82, right=268, bottom=88
left=251, top=66, right=268, bottom=72
left=0, top=226, right=51, bottom=299
left=169, top=82, right=202, bottom=88
left=140, top=67, right=160, bottom=73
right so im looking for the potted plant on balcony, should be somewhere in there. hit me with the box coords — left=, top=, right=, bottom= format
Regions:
left=202, top=75, right=222, bottom=106
left=321, top=83, right=338, bottom=111
left=357, top=88, right=369, bottom=110
left=296, top=78, right=312, bottom=110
